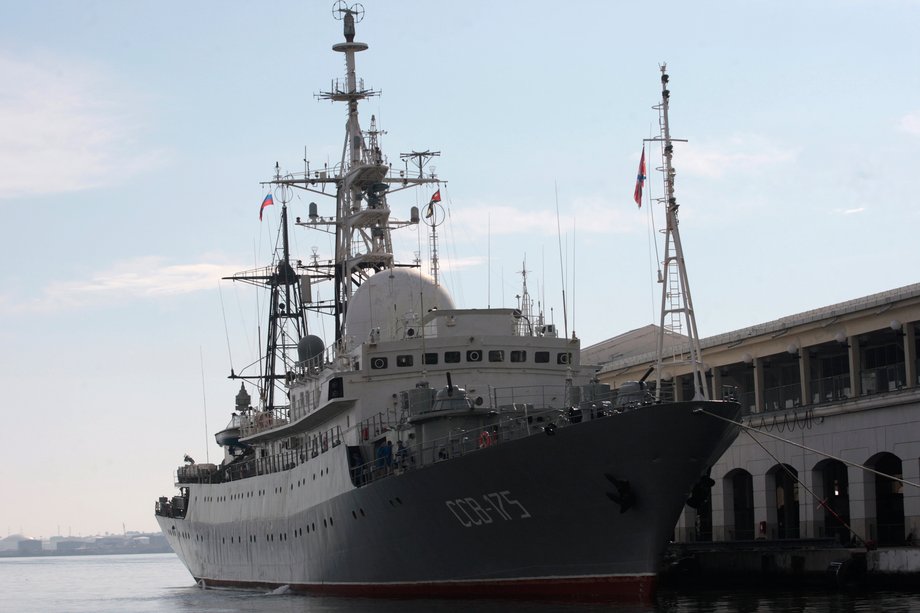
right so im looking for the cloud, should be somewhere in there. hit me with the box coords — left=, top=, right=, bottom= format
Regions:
left=899, top=111, right=920, bottom=136
left=0, top=52, right=166, bottom=200
left=3, top=256, right=242, bottom=313
left=834, top=207, right=865, bottom=215
left=678, top=135, right=798, bottom=179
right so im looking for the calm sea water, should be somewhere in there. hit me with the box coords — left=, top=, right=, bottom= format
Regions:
left=1, top=553, right=918, bottom=613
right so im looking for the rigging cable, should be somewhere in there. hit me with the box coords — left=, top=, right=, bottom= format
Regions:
left=554, top=181, right=568, bottom=339
left=199, top=346, right=210, bottom=464
left=695, top=408, right=920, bottom=489
left=218, top=280, right=235, bottom=375
left=644, top=126, right=662, bottom=325
left=741, top=426, right=868, bottom=547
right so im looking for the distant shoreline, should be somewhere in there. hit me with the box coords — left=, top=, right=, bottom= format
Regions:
left=0, top=546, right=174, bottom=559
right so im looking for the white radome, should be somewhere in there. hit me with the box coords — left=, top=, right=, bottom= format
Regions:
left=344, top=268, right=455, bottom=344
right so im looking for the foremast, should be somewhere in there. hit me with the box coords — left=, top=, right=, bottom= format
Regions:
left=266, top=2, right=441, bottom=348
left=650, top=65, right=708, bottom=401
left=225, top=186, right=308, bottom=414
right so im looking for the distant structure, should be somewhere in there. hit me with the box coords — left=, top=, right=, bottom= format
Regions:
left=589, top=282, right=920, bottom=546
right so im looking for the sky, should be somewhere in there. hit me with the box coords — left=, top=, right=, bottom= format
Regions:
left=1, top=0, right=919, bottom=539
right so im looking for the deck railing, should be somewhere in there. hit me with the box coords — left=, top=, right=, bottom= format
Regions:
left=171, top=383, right=685, bottom=490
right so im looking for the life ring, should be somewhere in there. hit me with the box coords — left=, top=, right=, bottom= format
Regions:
left=479, top=431, right=492, bottom=448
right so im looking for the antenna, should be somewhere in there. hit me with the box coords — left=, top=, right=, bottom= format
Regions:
left=403, top=151, right=443, bottom=284
left=200, top=347, right=210, bottom=464
left=647, top=64, right=708, bottom=401
left=554, top=181, right=569, bottom=339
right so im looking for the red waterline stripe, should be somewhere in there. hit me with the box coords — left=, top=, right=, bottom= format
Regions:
left=195, top=574, right=657, bottom=601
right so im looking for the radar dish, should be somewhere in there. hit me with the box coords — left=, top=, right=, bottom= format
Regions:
left=332, top=1, right=364, bottom=22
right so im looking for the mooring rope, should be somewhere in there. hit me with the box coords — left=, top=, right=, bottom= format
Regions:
left=694, top=408, right=920, bottom=489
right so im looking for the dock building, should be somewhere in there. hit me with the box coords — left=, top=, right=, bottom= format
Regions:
left=588, top=283, right=920, bottom=547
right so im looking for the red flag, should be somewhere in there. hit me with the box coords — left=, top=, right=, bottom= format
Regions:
left=259, top=193, right=274, bottom=221
left=425, top=189, right=441, bottom=218
left=633, top=147, right=646, bottom=207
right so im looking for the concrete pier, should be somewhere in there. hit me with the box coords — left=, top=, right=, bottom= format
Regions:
left=662, top=540, right=920, bottom=590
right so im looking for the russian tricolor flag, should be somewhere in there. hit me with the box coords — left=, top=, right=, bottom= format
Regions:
left=259, top=193, right=274, bottom=221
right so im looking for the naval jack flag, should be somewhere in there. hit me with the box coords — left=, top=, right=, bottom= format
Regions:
left=425, top=189, right=441, bottom=219
left=633, top=146, right=646, bottom=208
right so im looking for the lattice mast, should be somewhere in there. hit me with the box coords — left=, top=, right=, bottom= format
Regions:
left=225, top=168, right=308, bottom=412
left=652, top=64, right=708, bottom=401
left=264, top=3, right=439, bottom=347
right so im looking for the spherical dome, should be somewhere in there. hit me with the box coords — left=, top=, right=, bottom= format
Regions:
left=297, top=334, right=325, bottom=363
left=345, top=269, right=454, bottom=344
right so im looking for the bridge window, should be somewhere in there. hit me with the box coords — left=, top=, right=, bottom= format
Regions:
left=535, top=351, right=549, bottom=363
left=423, top=352, right=438, bottom=365
left=488, top=350, right=504, bottom=362
left=445, top=351, right=461, bottom=363
left=510, top=350, right=527, bottom=363
left=396, top=355, right=414, bottom=367
left=328, top=377, right=343, bottom=399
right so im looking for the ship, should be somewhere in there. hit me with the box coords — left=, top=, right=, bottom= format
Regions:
left=154, top=3, right=741, bottom=600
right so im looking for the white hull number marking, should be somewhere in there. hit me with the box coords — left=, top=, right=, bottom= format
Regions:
left=445, top=490, right=532, bottom=528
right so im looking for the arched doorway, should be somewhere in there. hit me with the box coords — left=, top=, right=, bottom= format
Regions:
left=868, top=452, right=904, bottom=545
left=767, top=464, right=800, bottom=539
left=724, top=469, right=754, bottom=540
left=814, top=459, right=850, bottom=544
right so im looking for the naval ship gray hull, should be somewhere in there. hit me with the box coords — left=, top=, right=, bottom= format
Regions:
left=157, top=399, right=739, bottom=599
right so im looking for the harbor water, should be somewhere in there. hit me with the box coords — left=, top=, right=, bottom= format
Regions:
left=2, top=553, right=919, bottom=612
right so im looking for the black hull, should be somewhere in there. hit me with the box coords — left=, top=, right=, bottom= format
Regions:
left=158, top=400, right=739, bottom=599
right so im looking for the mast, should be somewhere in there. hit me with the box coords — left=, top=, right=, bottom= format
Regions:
left=402, top=151, right=442, bottom=285
left=650, top=64, right=708, bottom=401
left=226, top=168, right=308, bottom=412
left=264, top=2, right=440, bottom=350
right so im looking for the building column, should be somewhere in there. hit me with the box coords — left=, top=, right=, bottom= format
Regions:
left=847, top=464, right=871, bottom=543
left=904, top=322, right=917, bottom=389
left=753, top=357, right=764, bottom=413
left=711, top=477, right=727, bottom=541
left=754, top=472, right=768, bottom=539
left=800, top=460, right=816, bottom=538
left=711, top=368, right=723, bottom=400
left=674, top=505, right=696, bottom=543
left=899, top=449, right=920, bottom=542
left=848, top=335, right=862, bottom=397
left=799, top=349, right=812, bottom=407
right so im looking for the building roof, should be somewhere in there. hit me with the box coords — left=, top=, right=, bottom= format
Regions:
left=592, top=282, right=920, bottom=373
left=581, top=324, right=685, bottom=367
